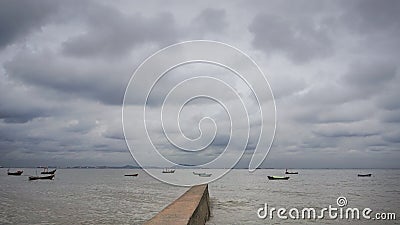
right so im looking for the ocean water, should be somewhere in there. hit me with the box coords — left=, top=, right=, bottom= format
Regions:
left=0, top=168, right=399, bottom=225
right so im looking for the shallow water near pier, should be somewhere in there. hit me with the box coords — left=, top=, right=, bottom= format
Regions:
left=0, top=168, right=399, bottom=224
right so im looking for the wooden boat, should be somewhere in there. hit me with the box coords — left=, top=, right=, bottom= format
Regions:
left=357, top=173, right=372, bottom=177
left=124, top=173, right=138, bottom=177
left=41, top=168, right=56, bottom=174
left=285, top=169, right=298, bottom=174
left=268, top=176, right=290, bottom=180
left=7, top=169, right=23, bottom=176
left=162, top=168, right=175, bottom=173
left=29, top=174, right=55, bottom=180
left=198, top=173, right=212, bottom=177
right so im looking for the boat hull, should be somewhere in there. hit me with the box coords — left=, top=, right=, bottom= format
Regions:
left=124, top=174, right=138, bottom=176
left=268, top=176, right=290, bottom=180
left=198, top=174, right=212, bottom=177
left=7, top=171, right=23, bottom=176
left=357, top=174, right=372, bottom=177
left=162, top=169, right=175, bottom=173
left=29, top=174, right=55, bottom=180
left=193, top=172, right=206, bottom=175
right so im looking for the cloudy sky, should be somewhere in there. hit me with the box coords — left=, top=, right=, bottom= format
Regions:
left=0, top=0, right=399, bottom=168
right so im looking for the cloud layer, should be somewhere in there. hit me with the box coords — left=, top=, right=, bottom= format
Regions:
left=0, top=0, right=399, bottom=168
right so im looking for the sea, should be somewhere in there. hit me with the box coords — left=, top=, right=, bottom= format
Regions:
left=0, top=168, right=399, bottom=225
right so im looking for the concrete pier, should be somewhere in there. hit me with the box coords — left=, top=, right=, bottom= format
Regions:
left=145, top=184, right=210, bottom=225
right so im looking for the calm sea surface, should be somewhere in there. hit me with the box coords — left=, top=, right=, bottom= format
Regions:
left=0, top=168, right=399, bottom=224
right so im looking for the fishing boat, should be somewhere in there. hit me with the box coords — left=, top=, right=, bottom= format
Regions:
left=193, top=172, right=206, bottom=175
left=198, top=173, right=212, bottom=177
left=28, top=174, right=55, bottom=181
left=162, top=168, right=175, bottom=173
left=7, top=169, right=23, bottom=176
left=357, top=173, right=372, bottom=177
left=267, top=176, right=290, bottom=180
left=285, top=169, right=298, bottom=175
left=41, top=168, right=56, bottom=174
left=124, top=173, right=138, bottom=177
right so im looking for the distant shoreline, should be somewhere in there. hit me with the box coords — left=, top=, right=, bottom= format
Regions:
left=1, top=166, right=400, bottom=170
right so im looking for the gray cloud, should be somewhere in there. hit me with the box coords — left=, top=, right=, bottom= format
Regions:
left=190, top=8, right=228, bottom=35
left=249, top=13, right=333, bottom=63
left=343, top=60, right=397, bottom=94
left=0, top=75, right=55, bottom=123
left=0, top=0, right=59, bottom=49
left=381, top=110, right=400, bottom=123
left=0, top=0, right=399, bottom=168
left=4, top=50, right=131, bottom=105
left=376, top=91, right=400, bottom=110
left=344, top=0, right=400, bottom=34
left=383, top=131, right=400, bottom=143
left=313, top=129, right=379, bottom=138
left=62, top=8, right=179, bottom=58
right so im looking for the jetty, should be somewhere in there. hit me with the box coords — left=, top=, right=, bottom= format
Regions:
left=145, top=184, right=210, bottom=225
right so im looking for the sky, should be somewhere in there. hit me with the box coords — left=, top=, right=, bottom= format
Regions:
left=0, top=0, right=399, bottom=168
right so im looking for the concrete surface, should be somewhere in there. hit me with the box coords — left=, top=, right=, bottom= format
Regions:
left=144, top=184, right=210, bottom=225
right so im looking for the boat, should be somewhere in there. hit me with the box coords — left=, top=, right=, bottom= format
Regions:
left=7, top=169, right=23, bottom=176
left=162, top=168, right=175, bottom=173
left=28, top=174, right=55, bottom=181
left=124, top=173, right=138, bottom=177
left=193, top=172, right=206, bottom=175
left=285, top=169, right=298, bottom=175
left=357, top=173, right=372, bottom=177
left=198, top=173, right=212, bottom=177
left=41, top=168, right=56, bottom=174
left=268, top=176, right=290, bottom=180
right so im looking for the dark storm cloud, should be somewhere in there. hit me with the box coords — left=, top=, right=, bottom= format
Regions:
left=4, top=50, right=130, bottom=105
left=0, top=111, right=44, bottom=124
left=62, top=6, right=230, bottom=58
left=249, top=13, right=333, bottom=63
left=62, top=8, right=179, bottom=58
left=0, top=0, right=59, bottom=49
left=0, top=78, right=54, bottom=123
left=339, top=0, right=400, bottom=58
left=343, top=0, right=400, bottom=34
left=0, top=91, right=50, bottom=123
